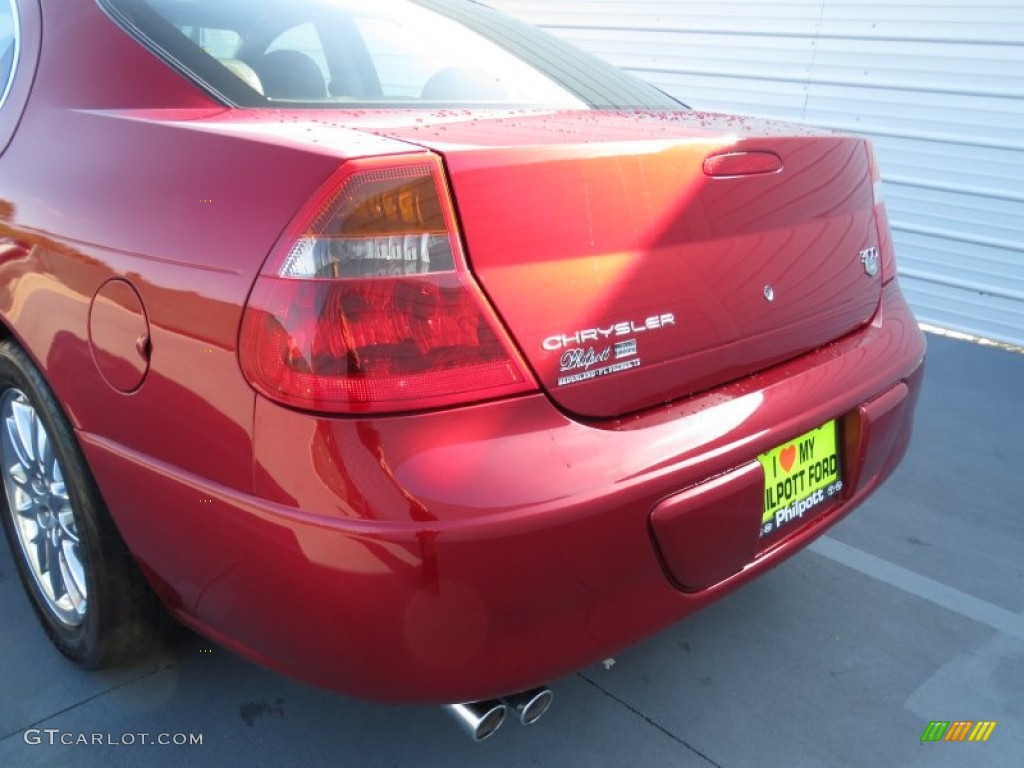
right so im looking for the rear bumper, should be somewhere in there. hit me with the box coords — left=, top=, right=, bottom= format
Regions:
left=82, top=281, right=925, bottom=703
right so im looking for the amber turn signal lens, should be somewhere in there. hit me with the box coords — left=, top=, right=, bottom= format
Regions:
left=341, top=174, right=446, bottom=236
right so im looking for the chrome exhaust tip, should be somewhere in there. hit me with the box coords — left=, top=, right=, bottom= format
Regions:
left=444, top=700, right=508, bottom=742
left=503, top=687, right=554, bottom=726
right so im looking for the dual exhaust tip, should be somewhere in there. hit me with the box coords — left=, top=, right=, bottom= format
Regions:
left=445, top=687, right=553, bottom=742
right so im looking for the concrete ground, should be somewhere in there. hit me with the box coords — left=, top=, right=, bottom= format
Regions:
left=0, top=333, right=1021, bottom=767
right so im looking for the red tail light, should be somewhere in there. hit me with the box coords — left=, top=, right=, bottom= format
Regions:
left=867, top=145, right=897, bottom=284
left=240, top=154, right=535, bottom=413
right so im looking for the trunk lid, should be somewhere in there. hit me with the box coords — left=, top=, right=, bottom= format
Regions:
left=346, top=109, right=883, bottom=418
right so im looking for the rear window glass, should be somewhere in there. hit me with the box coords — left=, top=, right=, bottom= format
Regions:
left=182, top=25, right=240, bottom=60
left=265, top=22, right=330, bottom=86
left=98, top=0, right=681, bottom=110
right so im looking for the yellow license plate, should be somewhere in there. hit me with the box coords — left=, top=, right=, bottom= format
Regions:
left=757, top=421, right=843, bottom=538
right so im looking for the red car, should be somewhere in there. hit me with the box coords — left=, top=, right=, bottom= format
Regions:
left=0, top=0, right=924, bottom=740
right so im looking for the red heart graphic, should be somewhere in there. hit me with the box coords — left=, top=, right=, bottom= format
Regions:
left=780, top=445, right=797, bottom=473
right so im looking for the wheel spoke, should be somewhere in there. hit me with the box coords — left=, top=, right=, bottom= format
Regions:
left=50, top=477, right=67, bottom=499
left=60, top=542, right=87, bottom=614
left=16, top=513, right=39, bottom=541
left=12, top=399, right=39, bottom=464
left=5, top=411, right=34, bottom=472
left=7, top=459, right=28, bottom=487
left=35, top=415, right=51, bottom=475
left=57, top=505, right=79, bottom=542
left=13, top=487, right=35, bottom=517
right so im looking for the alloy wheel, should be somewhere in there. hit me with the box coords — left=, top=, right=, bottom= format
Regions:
left=1, top=388, right=87, bottom=627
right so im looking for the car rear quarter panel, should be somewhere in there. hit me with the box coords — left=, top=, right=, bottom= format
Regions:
left=0, top=0, right=406, bottom=494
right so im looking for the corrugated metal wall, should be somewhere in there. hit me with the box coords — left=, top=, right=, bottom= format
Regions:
left=488, top=1, right=1024, bottom=346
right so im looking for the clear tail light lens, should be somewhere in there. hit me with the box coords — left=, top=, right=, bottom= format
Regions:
left=240, top=155, right=535, bottom=413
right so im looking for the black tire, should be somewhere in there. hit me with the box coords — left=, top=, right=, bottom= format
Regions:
left=0, top=339, right=165, bottom=668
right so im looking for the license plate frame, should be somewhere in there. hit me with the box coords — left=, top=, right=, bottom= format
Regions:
left=757, top=420, right=844, bottom=540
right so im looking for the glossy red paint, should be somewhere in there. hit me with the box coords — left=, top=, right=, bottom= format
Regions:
left=88, top=278, right=150, bottom=392
left=416, top=118, right=881, bottom=418
left=0, top=0, right=926, bottom=703
left=80, top=282, right=924, bottom=702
